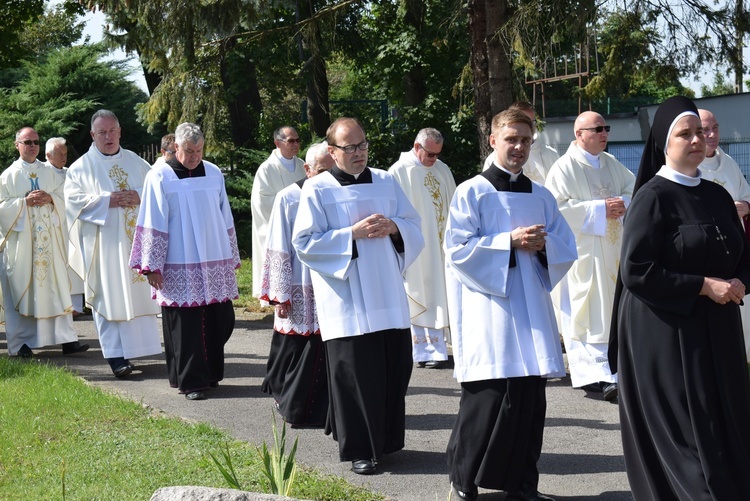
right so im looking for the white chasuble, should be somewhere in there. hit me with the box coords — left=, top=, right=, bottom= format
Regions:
left=65, top=146, right=160, bottom=321
left=389, top=152, right=456, bottom=329
left=545, top=142, right=635, bottom=344
left=250, top=150, right=305, bottom=298
left=444, top=177, right=577, bottom=383
left=292, top=168, right=424, bottom=341
left=260, top=182, right=319, bottom=335
left=0, top=159, right=73, bottom=318
left=130, top=161, right=240, bottom=307
left=49, top=164, right=85, bottom=297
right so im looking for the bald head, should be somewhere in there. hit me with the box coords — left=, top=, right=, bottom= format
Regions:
left=574, top=111, right=609, bottom=155
left=698, top=109, right=719, bottom=157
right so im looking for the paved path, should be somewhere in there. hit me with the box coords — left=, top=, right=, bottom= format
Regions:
left=3, top=313, right=633, bottom=500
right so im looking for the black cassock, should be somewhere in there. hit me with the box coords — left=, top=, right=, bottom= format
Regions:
left=618, top=175, right=750, bottom=499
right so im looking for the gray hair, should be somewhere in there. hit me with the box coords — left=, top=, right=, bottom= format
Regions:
left=45, top=137, right=66, bottom=154
left=305, top=141, right=329, bottom=166
left=174, top=123, right=204, bottom=146
left=90, top=109, right=119, bottom=130
left=415, top=128, right=443, bottom=146
left=273, top=126, right=297, bottom=141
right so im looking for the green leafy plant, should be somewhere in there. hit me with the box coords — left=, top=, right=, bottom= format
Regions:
left=208, top=442, right=243, bottom=490
left=259, top=411, right=299, bottom=496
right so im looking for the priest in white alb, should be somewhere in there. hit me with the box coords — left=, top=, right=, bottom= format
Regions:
left=45, top=137, right=85, bottom=316
left=0, top=127, right=88, bottom=358
left=445, top=109, right=576, bottom=501
left=130, top=122, right=240, bottom=402
left=389, top=127, right=456, bottom=368
left=544, top=111, right=635, bottom=402
left=260, top=141, right=334, bottom=425
left=65, top=110, right=161, bottom=378
left=292, top=117, right=424, bottom=476
left=251, top=126, right=306, bottom=299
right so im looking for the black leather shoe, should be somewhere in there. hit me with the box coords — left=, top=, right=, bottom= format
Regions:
left=62, top=341, right=90, bottom=355
left=185, top=391, right=207, bottom=401
left=451, top=484, right=478, bottom=501
left=505, top=490, right=555, bottom=501
left=416, top=361, right=427, bottom=368
left=18, top=344, right=33, bottom=358
left=113, top=364, right=133, bottom=378
left=602, top=382, right=618, bottom=402
left=351, top=459, right=376, bottom=475
left=425, top=360, right=450, bottom=369
left=580, top=382, right=602, bottom=393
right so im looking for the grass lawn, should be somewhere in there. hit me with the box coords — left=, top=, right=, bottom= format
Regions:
left=0, top=358, right=381, bottom=501
left=235, top=257, right=271, bottom=312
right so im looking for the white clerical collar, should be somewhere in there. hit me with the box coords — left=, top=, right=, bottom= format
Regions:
left=576, top=144, right=601, bottom=169
left=496, top=164, right=522, bottom=181
left=20, top=158, right=40, bottom=168
left=274, top=149, right=297, bottom=172
left=656, top=165, right=702, bottom=187
left=409, top=149, right=425, bottom=167
left=701, top=153, right=720, bottom=172
left=94, top=146, right=122, bottom=159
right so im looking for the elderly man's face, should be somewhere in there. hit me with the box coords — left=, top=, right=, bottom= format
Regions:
left=275, top=128, right=301, bottom=160
left=304, top=151, right=335, bottom=179
left=16, top=128, right=40, bottom=163
left=175, top=139, right=204, bottom=170
left=91, top=116, right=121, bottom=155
left=699, top=111, right=720, bottom=157
left=47, top=144, right=67, bottom=169
left=575, top=113, right=609, bottom=155
left=414, top=137, right=442, bottom=167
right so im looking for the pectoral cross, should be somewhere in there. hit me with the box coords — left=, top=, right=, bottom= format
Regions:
left=715, top=225, right=729, bottom=255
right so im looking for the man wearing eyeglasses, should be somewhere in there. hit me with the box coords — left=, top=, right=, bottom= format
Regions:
left=0, top=127, right=89, bottom=358
left=65, top=110, right=161, bottom=378
left=259, top=141, right=335, bottom=425
left=545, top=111, right=635, bottom=402
left=389, top=128, right=456, bottom=370
left=251, top=126, right=306, bottom=301
left=292, top=117, right=424, bottom=475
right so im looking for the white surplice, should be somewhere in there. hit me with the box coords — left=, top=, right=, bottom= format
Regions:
left=292, top=168, right=425, bottom=341
left=251, top=150, right=305, bottom=298
left=260, top=182, right=319, bottom=335
left=129, top=161, right=240, bottom=307
left=0, top=159, right=77, bottom=354
left=65, top=145, right=160, bottom=359
left=445, top=175, right=577, bottom=383
left=389, top=151, right=456, bottom=361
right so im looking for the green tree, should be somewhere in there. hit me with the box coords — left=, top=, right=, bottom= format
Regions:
left=0, top=43, right=153, bottom=167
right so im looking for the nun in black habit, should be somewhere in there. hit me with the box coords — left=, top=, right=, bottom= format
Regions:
left=615, top=95, right=750, bottom=499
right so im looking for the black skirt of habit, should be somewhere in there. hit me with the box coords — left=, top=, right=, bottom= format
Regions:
left=162, top=301, right=235, bottom=393
left=324, top=328, right=413, bottom=461
left=447, top=376, right=547, bottom=493
left=261, top=330, right=328, bottom=427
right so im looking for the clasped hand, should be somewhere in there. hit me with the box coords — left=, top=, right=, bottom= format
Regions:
left=352, top=213, right=397, bottom=240
left=25, top=190, right=52, bottom=207
left=511, top=224, right=547, bottom=252
left=606, top=197, right=626, bottom=219
left=109, top=189, right=140, bottom=208
left=701, top=277, right=746, bottom=305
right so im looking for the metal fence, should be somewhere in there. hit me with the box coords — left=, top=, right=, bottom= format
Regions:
left=551, top=138, right=750, bottom=181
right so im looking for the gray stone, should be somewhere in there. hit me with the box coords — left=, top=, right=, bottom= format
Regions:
left=150, top=486, right=309, bottom=501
